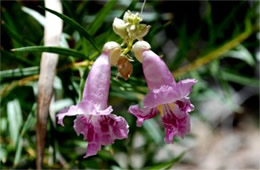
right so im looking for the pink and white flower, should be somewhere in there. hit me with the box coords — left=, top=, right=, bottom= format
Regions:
left=57, top=42, right=129, bottom=158
left=129, top=41, right=196, bottom=143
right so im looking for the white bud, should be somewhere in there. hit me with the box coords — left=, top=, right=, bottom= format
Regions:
left=123, top=10, right=131, bottom=22
left=132, top=41, right=151, bottom=62
left=113, top=18, right=128, bottom=39
left=136, top=25, right=151, bottom=40
left=103, top=42, right=121, bottom=65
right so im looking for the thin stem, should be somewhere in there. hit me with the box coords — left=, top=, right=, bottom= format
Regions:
left=140, top=0, right=146, bottom=16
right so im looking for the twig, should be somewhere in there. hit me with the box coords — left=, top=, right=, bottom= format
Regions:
left=36, top=0, right=63, bottom=169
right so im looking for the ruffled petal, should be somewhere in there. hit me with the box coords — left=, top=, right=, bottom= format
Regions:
left=73, top=115, right=101, bottom=158
left=174, top=79, right=197, bottom=99
left=161, top=105, right=190, bottom=143
left=175, top=97, right=194, bottom=113
left=143, top=85, right=176, bottom=108
left=73, top=114, right=129, bottom=158
left=94, top=105, right=113, bottom=115
left=128, top=105, right=159, bottom=126
left=57, top=101, right=86, bottom=126
left=73, top=115, right=89, bottom=139
left=143, top=79, right=196, bottom=108
left=142, top=50, right=175, bottom=90
left=99, top=114, right=129, bottom=145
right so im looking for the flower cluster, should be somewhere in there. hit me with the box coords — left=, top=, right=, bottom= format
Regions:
left=57, top=11, right=196, bottom=157
left=113, top=10, right=151, bottom=42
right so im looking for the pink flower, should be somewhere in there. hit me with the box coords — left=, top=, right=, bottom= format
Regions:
left=129, top=41, right=196, bottom=143
left=57, top=42, right=129, bottom=158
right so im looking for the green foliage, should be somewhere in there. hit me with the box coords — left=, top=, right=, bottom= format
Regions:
left=12, top=46, right=86, bottom=59
left=0, top=0, right=259, bottom=169
left=40, top=6, right=100, bottom=52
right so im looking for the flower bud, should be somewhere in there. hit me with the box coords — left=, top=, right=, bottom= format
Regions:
left=123, top=10, right=130, bottom=22
left=113, top=18, right=128, bottom=39
left=132, top=41, right=151, bottom=62
left=103, top=41, right=121, bottom=66
left=136, top=24, right=151, bottom=40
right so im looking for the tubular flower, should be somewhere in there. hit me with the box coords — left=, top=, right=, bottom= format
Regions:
left=128, top=41, right=197, bottom=143
left=57, top=42, right=129, bottom=158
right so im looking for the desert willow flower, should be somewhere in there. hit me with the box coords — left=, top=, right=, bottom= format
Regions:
left=57, top=42, right=129, bottom=158
left=129, top=41, right=197, bottom=143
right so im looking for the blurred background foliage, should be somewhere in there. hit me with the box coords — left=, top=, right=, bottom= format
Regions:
left=0, top=0, right=259, bottom=169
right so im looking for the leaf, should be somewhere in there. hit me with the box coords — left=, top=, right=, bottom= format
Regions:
left=145, top=151, right=186, bottom=170
left=7, top=99, right=23, bottom=145
left=1, top=7, right=20, bottom=48
left=20, top=104, right=36, bottom=137
left=221, top=70, right=259, bottom=87
left=14, top=104, right=36, bottom=167
left=40, top=6, right=100, bottom=52
left=0, top=145, right=7, bottom=165
left=0, top=66, right=39, bottom=78
left=1, top=50, right=35, bottom=66
left=87, top=0, right=117, bottom=35
left=14, top=137, right=23, bottom=167
left=143, top=119, right=163, bottom=144
left=22, top=6, right=45, bottom=26
left=224, top=44, right=255, bottom=66
left=2, top=22, right=35, bottom=46
left=12, top=46, right=85, bottom=58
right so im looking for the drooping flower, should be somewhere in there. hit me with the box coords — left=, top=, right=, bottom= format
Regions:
left=57, top=42, right=129, bottom=158
left=128, top=41, right=197, bottom=143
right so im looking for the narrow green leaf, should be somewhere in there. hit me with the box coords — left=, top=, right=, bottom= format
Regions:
left=221, top=70, right=259, bottom=87
left=224, top=44, right=255, bottom=66
left=40, top=6, right=100, bottom=52
left=143, top=119, right=163, bottom=144
left=22, top=7, right=45, bottom=26
left=14, top=137, right=22, bottom=167
left=0, top=145, right=7, bottom=165
left=1, top=50, right=35, bottom=66
left=2, top=22, right=35, bottom=46
left=20, top=104, right=36, bottom=137
left=145, top=151, right=186, bottom=170
left=0, top=66, right=39, bottom=78
left=12, top=46, right=85, bottom=58
left=14, top=104, right=36, bottom=167
left=88, top=0, right=117, bottom=35
left=7, top=99, right=23, bottom=145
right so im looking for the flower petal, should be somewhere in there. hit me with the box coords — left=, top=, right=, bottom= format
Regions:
left=57, top=102, right=86, bottom=126
left=73, top=115, right=101, bottom=158
left=73, top=114, right=129, bottom=158
left=161, top=105, right=190, bottom=143
left=143, top=85, right=175, bottom=108
left=99, top=114, right=129, bottom=145
left=143, top=79, right=197, bottom=108
left=94, top=105, right=113, bottom=115
left=174, top=79, right=197, bottom=99
left=85, top=131, right=101, bottom=158
left=82, top=52, right=111, bottom=110
left=128, top=105, right=159, bottom=126
left=142, top=50, right=175, bottom=90
left=175, top=97, right=194, bottom=113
